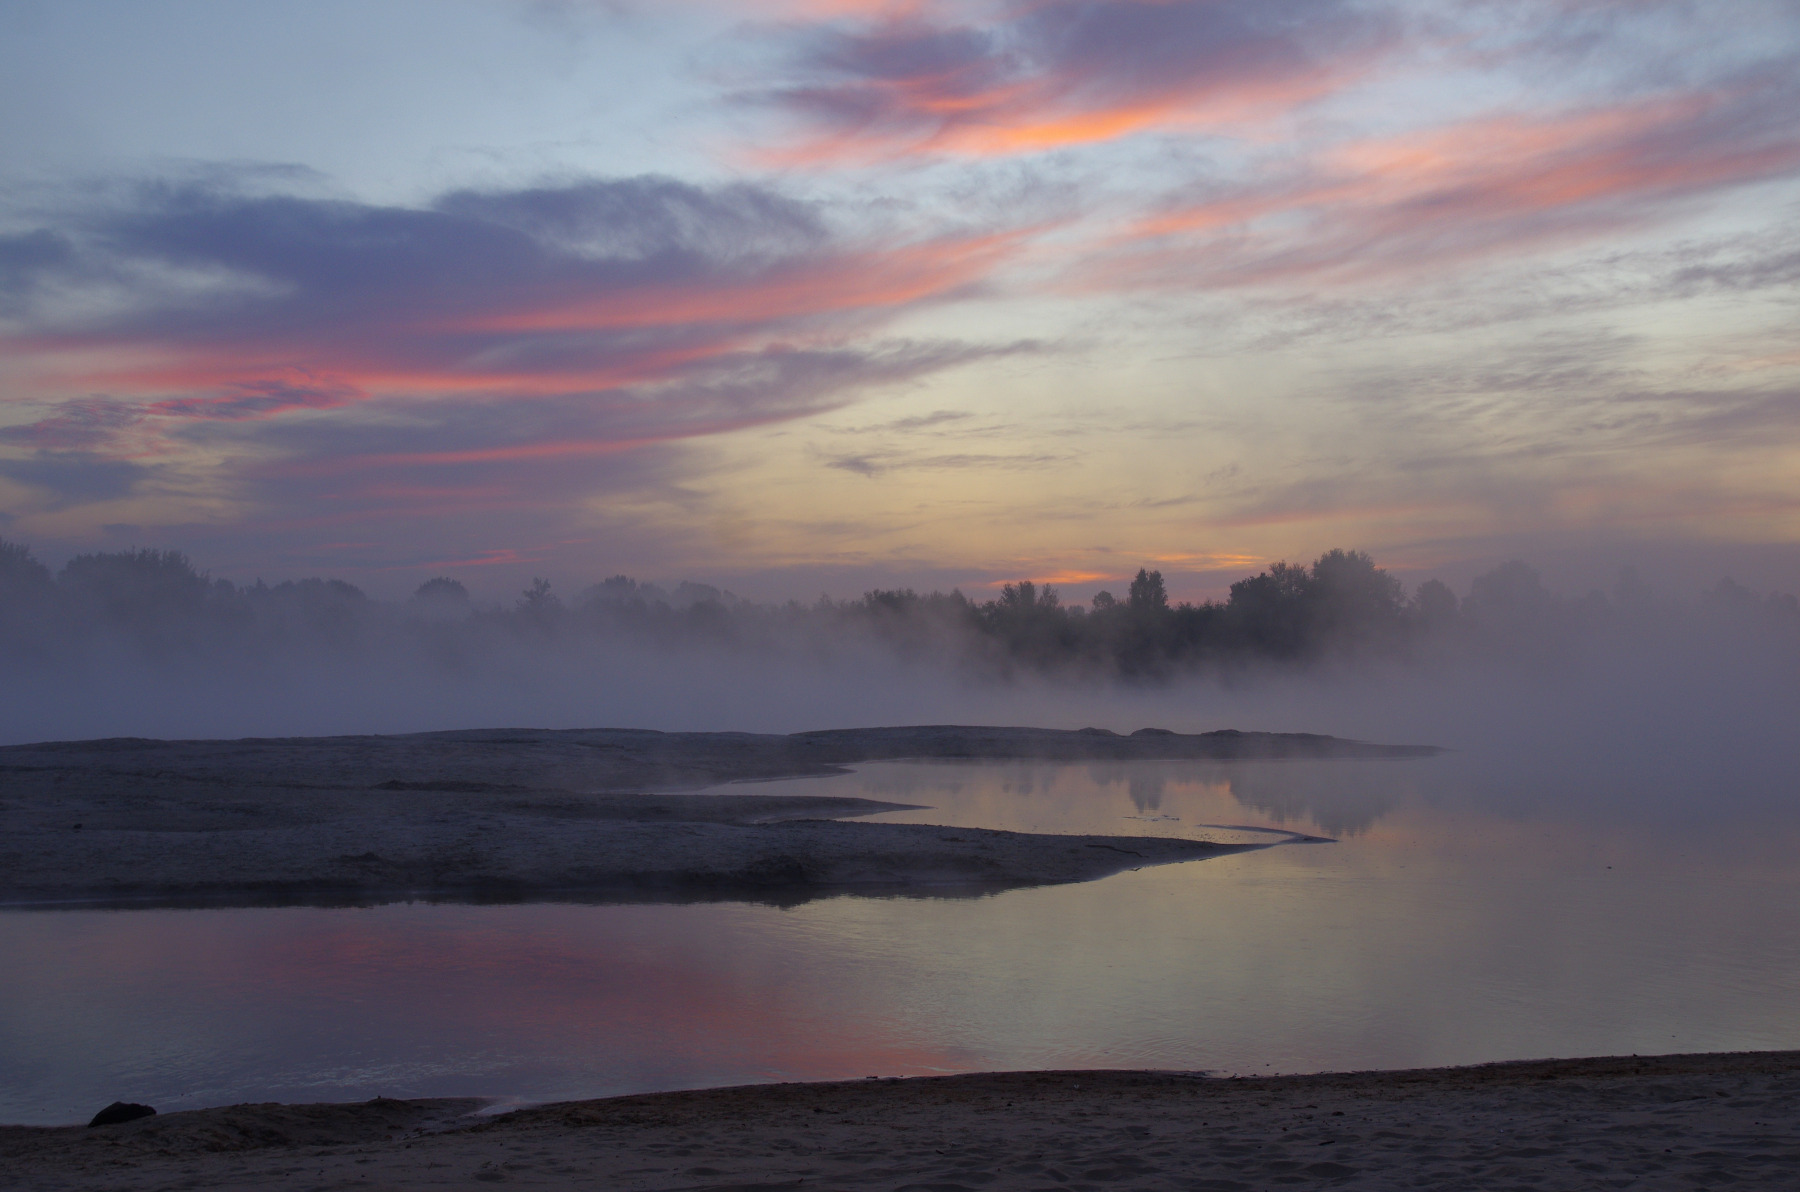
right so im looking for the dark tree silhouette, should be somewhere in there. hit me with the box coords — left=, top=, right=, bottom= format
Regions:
left=1127, top=569, right=1167, bottom=611
left=58, top=549, right=211, bottom=636
left=1307, top=549, right=1406, bottom=650
left=412, top=577, right=470, bottom=603
left=0, top=538, right=53, bottom=599
left=1, top=536, right=1790, bottom=681
left=1226, top=561, right=1312, bottom=656
left=1411, top=578, right=1459, bottom=630
left=0, top=538, right=56, bottom=653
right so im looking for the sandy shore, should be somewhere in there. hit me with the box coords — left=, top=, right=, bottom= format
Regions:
left=5, top=1052, right=1795, bottom=1190
left=0, top=725, right=1414, bottom=907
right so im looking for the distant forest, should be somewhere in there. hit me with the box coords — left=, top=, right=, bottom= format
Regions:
left=2, top=538, right=1796, bottom=678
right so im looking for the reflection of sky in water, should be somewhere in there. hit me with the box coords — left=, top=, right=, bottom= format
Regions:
left=5, top=756, right=1799, bottom=1125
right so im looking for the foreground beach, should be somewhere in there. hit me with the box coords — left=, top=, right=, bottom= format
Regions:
left=0, top=725, right=1417, bottom=906
left=5, top=1052, right=1796, bottom=1190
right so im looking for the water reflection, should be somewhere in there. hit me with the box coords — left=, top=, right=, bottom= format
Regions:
left=738, top=757, right=1407, bottom=841
left=4, top=755, right=1798, bottom=1126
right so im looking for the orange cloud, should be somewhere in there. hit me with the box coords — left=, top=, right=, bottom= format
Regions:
left=981, top=568, right=1110, bottom=587
left=753, top=0, right=1391, bottom=165
left=1146, top=552, right=1267, bottom=570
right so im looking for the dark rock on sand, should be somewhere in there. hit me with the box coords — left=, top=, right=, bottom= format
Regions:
left=87, top=1102, right=155, bottom=1127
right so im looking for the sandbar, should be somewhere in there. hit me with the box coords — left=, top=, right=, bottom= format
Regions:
left=0, top=725, right=1433, bottom=907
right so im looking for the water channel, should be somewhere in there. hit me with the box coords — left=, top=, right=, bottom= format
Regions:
left=5, top=755, right=1798, bottom=1125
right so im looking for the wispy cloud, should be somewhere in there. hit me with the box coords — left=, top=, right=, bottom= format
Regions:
left=1092, top=70, right=1800, bottom=290
left=821, top=446, right=1066, bottom=475
left=749, top=0, right=1392, bottom=163
left=0, top=174, right=1025, bottom=510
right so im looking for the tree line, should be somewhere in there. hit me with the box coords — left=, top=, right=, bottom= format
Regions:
left=2, top=537, right=1795, bottom=677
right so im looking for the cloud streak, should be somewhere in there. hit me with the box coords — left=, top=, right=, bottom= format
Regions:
left=752, top=0, right=1391, bottom=162
left=0, top=175, right=1025, bottom=513
left=1092, top=68, right=1800, bottom=289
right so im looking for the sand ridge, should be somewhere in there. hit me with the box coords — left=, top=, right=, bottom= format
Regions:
left=0, top=725, right=1415, bottom=907
left=5, top=1052, right=1797, bottom=1190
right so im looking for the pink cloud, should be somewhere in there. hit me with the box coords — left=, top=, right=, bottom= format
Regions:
left=1093, top=80, right=1800, bottom=289
left=143, top=374, right=365, bottom=421
left=751, top=0, right=1392, bottom=163
left=0, top=180, right=1025, bottom=475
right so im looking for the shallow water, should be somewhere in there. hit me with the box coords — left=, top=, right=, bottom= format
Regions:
left=5, top=755, right=1799, bottom=1125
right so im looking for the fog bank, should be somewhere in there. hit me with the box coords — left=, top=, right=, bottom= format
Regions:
left=2, top=537, right=1795, bottom=819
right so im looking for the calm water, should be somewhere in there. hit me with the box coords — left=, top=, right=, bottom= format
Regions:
left=5, top=755, right=1799, bottom=1125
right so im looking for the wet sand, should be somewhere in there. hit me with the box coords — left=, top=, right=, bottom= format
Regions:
left=0, top=725, right=1416, bottom=907
left=5, top=1052, right=1796, bottom=1190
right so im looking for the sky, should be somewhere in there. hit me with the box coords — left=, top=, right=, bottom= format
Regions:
left=1, top=0, right=1797, bottom=603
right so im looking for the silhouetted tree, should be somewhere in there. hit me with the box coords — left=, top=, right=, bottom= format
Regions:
left=253, top=578, right=370, bottom=649
left=582, top=575, right=642, bottom=605
left=1307, top=549, right=1406, bottom=651
left=0, top=538, right=56, bottom=651
left=58, top=549, right=211, bottom=646
left=1410, top=578, right=1459, bottom=633
left=412, top=577, right=469, bottom=602
left=8, top=532, right=1788, bottom=682
left=409, top=576, right=471, bottom=623
left=0, top=538, right=52, bottom=598
left=996, top=580, right=1059, bottom=611
left=981, top=580, right=1079, bottom=670
left=1226, top=561, right=1313, bottom=656
left=1127, top=569, right=1167, bottom=612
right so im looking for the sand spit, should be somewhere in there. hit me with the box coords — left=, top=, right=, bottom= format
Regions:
left=0, top=725, right=1425, bottom=907
left=6, top=1052, right=1796, bottom=1190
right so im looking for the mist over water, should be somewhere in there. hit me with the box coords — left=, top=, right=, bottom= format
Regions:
left=2, top=536, right=1796, bottom=832
left=4, top=538, right=1799, bottom=1121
